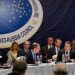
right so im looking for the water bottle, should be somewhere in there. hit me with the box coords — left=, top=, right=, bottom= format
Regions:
left=62, top=54, right=65, bottom=62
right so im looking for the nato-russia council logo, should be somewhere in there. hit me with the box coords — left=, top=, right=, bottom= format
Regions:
left=0, top=0, right=43, bottom=48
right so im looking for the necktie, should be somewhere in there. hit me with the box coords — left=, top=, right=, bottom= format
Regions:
left=66, top=51, right=68, bottom=54
left=65, top=51, right=69, bottom=57
left=34, top=54, right=36, bottom=61
left=56, top=48, right=59, bottom=55
left=50, top=45, right=52, bottom=48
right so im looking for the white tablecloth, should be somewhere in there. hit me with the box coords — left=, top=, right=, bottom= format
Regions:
left=0, top=62, right=75, bottom=75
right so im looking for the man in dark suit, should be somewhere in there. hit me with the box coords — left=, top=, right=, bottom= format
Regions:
left=41, top=38, right=62, bottom=63
left=47, top=38, right=62, bottom=62
left=17, top=41, right=30, bottom=62
left=52, top=38, right=62, bottom=55
left=17, top=41, right=30, bottom=56
left=41, top=37, right=54, bottom=63
left=27, top=43, right=41, bottom=64
left=57, top=41, right=74, bottom=62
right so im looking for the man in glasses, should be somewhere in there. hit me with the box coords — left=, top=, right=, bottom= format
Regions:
left=17, top=41, right=30, bottom=62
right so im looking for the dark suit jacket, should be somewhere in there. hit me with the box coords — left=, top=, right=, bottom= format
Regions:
left=41, top=45, right=55, bottom=62
left=17, top=49, right=27, bottom=57
left=57, top=50, right=74, bottom=62
left=27, top=50, right=35, bottom=64
left=17, top=49, right=30, bottom=63
left=27, top=50, right=42, bottom=64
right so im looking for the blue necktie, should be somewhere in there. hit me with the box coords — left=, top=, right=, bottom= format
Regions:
left=34, top=54, right=36, bottom=61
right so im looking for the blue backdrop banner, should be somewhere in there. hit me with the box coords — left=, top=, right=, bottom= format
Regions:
left=30, top=0, right=75, bottom=46
left=0, top=0, right=75, bottom=48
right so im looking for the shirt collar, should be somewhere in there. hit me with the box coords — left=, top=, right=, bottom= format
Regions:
left=55, top=46, right=60, bottom=50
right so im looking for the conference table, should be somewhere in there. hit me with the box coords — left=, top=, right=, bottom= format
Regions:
left=0, top=62, right=75, bottom=75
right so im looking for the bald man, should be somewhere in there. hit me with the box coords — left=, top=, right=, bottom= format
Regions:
left=54, top=62, right=68, bottom=75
